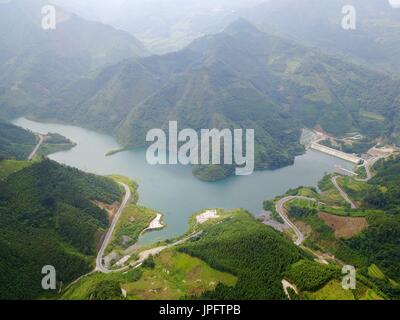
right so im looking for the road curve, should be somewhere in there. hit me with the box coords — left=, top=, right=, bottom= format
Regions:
left=331, top=176, right=357, bottom=209
left=96, top=182, right=132, bottom=273
left=275, top=196, right=316, bottom=246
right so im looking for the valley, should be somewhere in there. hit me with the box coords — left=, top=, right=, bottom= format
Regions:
left=0, top=0, right=399, bottom=303
left=13, top=117, right=354, bottom=244
left=6, top=117, right=397, bottom=300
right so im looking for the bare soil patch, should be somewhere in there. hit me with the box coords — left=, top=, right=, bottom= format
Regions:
left=319, top=212, right=368, bottom=238
left=93, top=200, right=120, bottom=222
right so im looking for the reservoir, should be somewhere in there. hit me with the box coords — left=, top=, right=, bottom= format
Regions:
left=13, top=118, right=353, bottom=244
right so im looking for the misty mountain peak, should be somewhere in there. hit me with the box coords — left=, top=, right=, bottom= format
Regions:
left=224, top=18, right=261, bottom=35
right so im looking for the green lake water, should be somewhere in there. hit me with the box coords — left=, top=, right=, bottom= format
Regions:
left=13, top=118, right=353, bottom=244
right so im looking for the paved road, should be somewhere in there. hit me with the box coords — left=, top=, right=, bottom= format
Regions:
left=355, top=161, right=373, bottom=182
left=331, top=176, right=357, bottom=209
left=96, top=183, right=131, bottom=273
left=28, top=134, right=45, bottom=160
left=275, top=196, right=316, bottom=246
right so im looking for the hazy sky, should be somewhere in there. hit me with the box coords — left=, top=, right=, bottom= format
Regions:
left=389, top=0, right=400, bottom=8
left=50, top=0, right=267, bottom=23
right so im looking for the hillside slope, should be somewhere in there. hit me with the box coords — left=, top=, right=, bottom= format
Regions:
left=0, top=159, right=123, bottom=299
left=0, top=119, right=37, bottom=159
left=0, top=0, right=149, bottom=119
left=47, top=19, right=400, bottom=179
left=242, top=0, right=400, bottom=76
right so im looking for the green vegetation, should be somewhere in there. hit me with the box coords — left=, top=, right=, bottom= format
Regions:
left=321, top=138, right=376, bottom=156
left=0, top=0, right=148, bottom=123
left=179, top=209, right=303, bottom=299
left=89, top=280, right=125, bottom=300
left=368, top=264, right=386, bottom=281
left=304, top=280, right=355, bottom=300
left=103, top=175, right=157, bottom=257
left=0, top=159, right=123, bottom=299
left=105, top=148, right=128, bottom=157
left=0, top=120, right=36, bottom=160
left=62, top=250, right=237, bottom=300
left=364, top=156, right=400, bottom=212
left=107, top=205, right=157, bottom=255
left=65, top=208, right=307, bottom=300
left=5, top=13, right=400, bottom=180
left=0, top=159, right=33, bottom=180
left=123, top=250, right=237, bottom=300
left=342, top=215, right=400, bottom=284
left=288, top=199, right=318, bottom=218
left=285, top=260, right=340, bottom=292
left=108, top=175, right=139, bottom=204
left=0, top=120, right=75, bottom=161
left=62, top=269, right=143, bottom=300
left=263, top=199, right=283, bottom=224
left=279, top=156, right=400, bottom=299
left=37, top=133, right=76, bottom=158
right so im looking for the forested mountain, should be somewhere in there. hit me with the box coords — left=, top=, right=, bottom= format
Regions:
left=0, top=159, right=123, bottom=299
left=240, top=0, right=400, bottom=76
left=0, top=0, right=149, bottom=119
left=0, top=119, right=75, bottom=160
left=1, top=1, right=399, bottom=180
left=50, top=0, right=265, bottom=54
left=28, top=19, right=400, bottom=179
left=49, top=0, right=400, bottom=75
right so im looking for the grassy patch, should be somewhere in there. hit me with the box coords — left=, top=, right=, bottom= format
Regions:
left=368, top=264, right=386, bottom=280
left=361, top=289, right=384, bottom=300
left=305, top=280, right=355, bottom=300
left=123, top=250, right=237, bottom=300
left=355, top=166, right=368, bottom=180
left=337, top=176, right=370, bottom=201
left=359, top=110, right=385, bottom=122
left=0, top=159, right=33, bottom=180
left=62, top=269, right=142, bottom=300
left=106, top=205, right=157, bottom=255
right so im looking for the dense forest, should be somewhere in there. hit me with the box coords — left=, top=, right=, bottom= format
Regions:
left=0, top=159, right=123, bottom=299
left=363, top=157, right=400, bottom=212
left=179, top=209, right=304, bottom=299
left=3, top=1, right=400, bottom=181
left=341, top=158, right=400, bottom=290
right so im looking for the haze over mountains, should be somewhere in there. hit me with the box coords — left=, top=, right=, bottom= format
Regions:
left=241, top=0, right=400, bottom=76
left=1, top=0, right=400, bottom=302
left=51, top=0, right=266, bottom=53
left=1, top=0, right=400, bottom=179
left=50, top=0, right=400, bottom=77
left=0, top=0, right=148, bottom=118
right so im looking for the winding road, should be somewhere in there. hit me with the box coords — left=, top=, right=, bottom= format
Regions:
left=275, top=196, right=316, bottom=246
left=331, top=176, right=357, bottom=209
left=96, top=182, right=132, bottom=273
